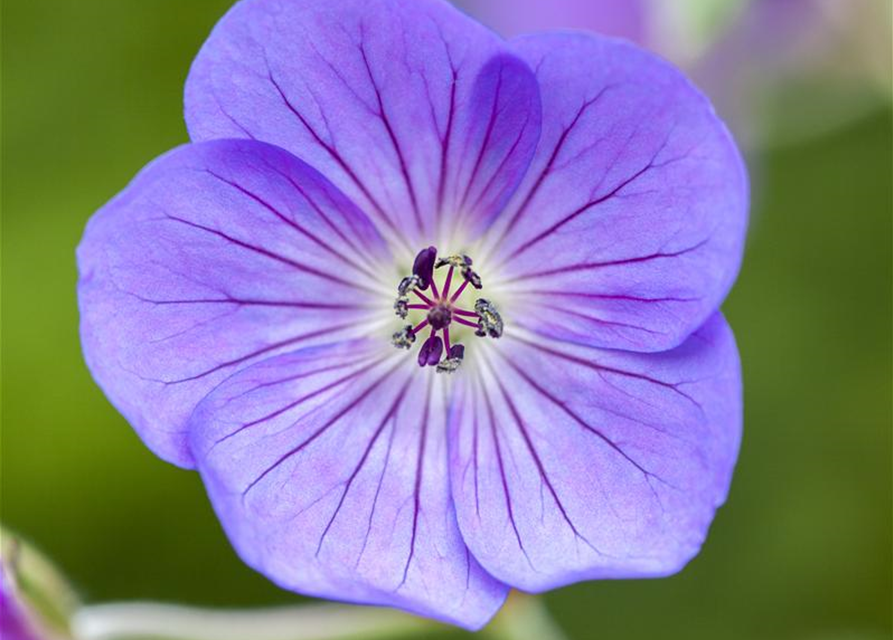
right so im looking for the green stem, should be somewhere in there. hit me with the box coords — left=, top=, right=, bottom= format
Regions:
left=71, top=602, right=432, bottom=640
left=484, top=592, right=568, bottom=640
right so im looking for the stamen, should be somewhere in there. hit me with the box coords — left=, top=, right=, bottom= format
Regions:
left=474, top=298, right=504, bottom=338
left=434, top=254, right=470, bottom=270
left=390, top=247, right=504, bottom=373
left=436, top=254, right=482, bottom=290
left=449, top=278, right=470, bottom=302
left=412, top=246, right=437, bottom=291
left=436, top=344, right=465, bottom=374
left=442, top=266, right=455, bottom=299
left=391, top=324, right=416, bottom=349
left=394, top=297, right=409, bottom=319
left=412, top=289, right=435, bottom=306
left=453, top=316, right=480, bottom=329
left=417, top=333, right=444, bottom=367
left=398, top=275, right=421, bottom=296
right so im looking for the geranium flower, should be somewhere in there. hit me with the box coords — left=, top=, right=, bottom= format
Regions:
left=77, top=0, right=747, bottom=629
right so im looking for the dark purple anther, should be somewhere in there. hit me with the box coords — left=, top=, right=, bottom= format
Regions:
left=417, top=334, right=444, bottom=367
left=427, top=305, right=452, bottom=330
left=449, top=344, right=465, bottom=361
left=412, top=246, right=437, bottom=291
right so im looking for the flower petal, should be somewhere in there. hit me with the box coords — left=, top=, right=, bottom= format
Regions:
left=188, top=340, right=508, bottom=629
left=185, top=0, right=542, bottom=254
left=77, top=140, right=389, bottom=468
left=449, top=313, right=741, bottom=591
left=483, top=33, right=747, bottom=351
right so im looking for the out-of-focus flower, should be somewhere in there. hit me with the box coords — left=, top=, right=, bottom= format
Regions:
left=1, top=564, right=39, bottom=640
left=455, top=0, right=892, bottom=148
left=687, top=0, right=892, bottom=147
left=1, top=529, right=78, bottom=640
left=452, top=0, right=649, bottom=42
left=78, top=0, right=746, bottom=629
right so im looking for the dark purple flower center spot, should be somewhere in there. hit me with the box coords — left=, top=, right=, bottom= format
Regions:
left=427, top=305, right=452, bottom=330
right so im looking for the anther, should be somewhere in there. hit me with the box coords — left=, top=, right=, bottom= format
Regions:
left=412, top=246, right=437, bottom=291
left=436, top=344, right=465, bottom=374
left=391, top=325, right=416, bottom=349
left=434, top=254, right=472, bottom=270
left=435, top=254, right=482, bottom=290
left=417, top=334, right=444, bottom=367
left=474, top=298, right=503, bottom=338
left=463, top=267, right=483, bottom=290
left=394, top=296, right=409, bottom=319
left=397, top=275, right=421, bottom=297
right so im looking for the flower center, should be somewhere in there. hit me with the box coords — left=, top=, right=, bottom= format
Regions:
left=391, top=246, right=503, bottom=373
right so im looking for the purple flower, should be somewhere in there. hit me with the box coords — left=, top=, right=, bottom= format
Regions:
left=1, top=566, right=39, bottom=640
left=77, top=0, right=747, bottom=630
left=1, top=531, right=79, bottom=640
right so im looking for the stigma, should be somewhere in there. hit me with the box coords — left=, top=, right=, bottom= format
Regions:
left=390, top=246, right=503, bottom=373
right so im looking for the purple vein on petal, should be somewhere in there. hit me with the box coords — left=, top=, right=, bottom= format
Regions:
left=497, top=239, right=710, bottom=285
left=131, top=294, right=373, bottom=311
left=481, top=353, right=604, bottom=557
left=399, top=374, right=434, bottom=587
left=490, top=346, right=679, bottom=496
left=240, top=357, right=406, bottom=500
left=160, top=213, right=378, bottom=294
left=223, top=350, right=383, bottom=407
left=159, top=321, right=361, bottom=385
left=477, top=366, right=534, bottom=570
left=517, top=306, right=666, bottom=337
left=317, top=373, right=414, bottom=556
left=435, top=63, right=458, bottom=216
left=201, top=169, right=381, bottom=282
left=494, top=134, right=672, bottom=271
left=505, top=333, right=704, bottom=410
left=262, top=56, right=413, bottom=253
left=257, top=157, right=378, bottom=261
left=357, top=34, right=424, bottom=238
left=510, top=290, right=698, bottom=304
left=467, top=382, right=482, bottom=518
left=457, top=64, right=506, bottom=214
left=496, top=86, right=617, bottom=236
left=355, top=407, right=400, bottom=571
left=212, top=353, right=394, bottom=448
left=462, top=109, right=535, bottom=230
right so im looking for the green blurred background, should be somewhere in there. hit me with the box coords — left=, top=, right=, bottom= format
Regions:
left=2, top=1, right=890, bottom=639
